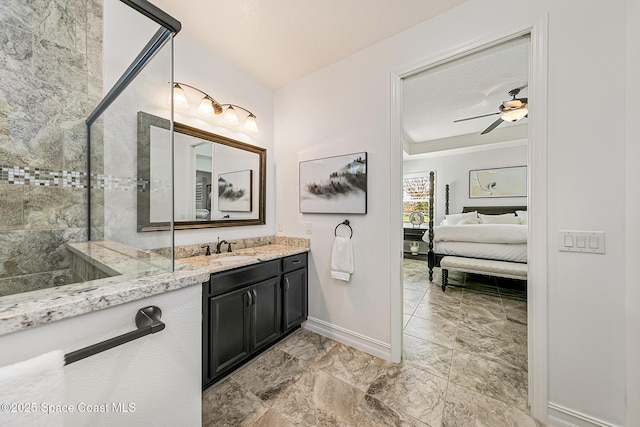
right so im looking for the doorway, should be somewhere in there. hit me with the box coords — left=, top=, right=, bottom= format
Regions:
left=390, top=17, right=549, bottom=422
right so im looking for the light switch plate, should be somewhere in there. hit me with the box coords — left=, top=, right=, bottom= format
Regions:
left=558, top=230, right=605, bottom=254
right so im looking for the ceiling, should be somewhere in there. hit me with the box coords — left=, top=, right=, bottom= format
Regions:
left=147, top=1, right=528, bottom=156
left=149, top=0, right=467, bottom=89
left=402, top=36, right=529, bottom=157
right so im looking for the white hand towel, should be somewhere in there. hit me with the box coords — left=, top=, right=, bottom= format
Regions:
left=0, top=350, right=65, bottom=427
left=331, top=236, right=354, bottom=281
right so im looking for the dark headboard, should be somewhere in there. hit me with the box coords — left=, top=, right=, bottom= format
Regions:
left=462, top=206, right=527, bottom=215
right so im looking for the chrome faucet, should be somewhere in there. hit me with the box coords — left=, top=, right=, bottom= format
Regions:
left=215, top=238, right=228, bottom=254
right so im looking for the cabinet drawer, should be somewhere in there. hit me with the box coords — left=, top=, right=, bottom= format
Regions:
left=282, top=253, right=307, bottom=273
left=209, top=260, right=279, bottom=296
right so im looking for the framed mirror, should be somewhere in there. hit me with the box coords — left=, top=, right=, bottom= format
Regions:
left=137, top=111, right=266, bottom=231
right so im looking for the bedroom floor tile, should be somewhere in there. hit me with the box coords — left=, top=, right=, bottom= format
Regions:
left=203, top=259, right=538, bottom=427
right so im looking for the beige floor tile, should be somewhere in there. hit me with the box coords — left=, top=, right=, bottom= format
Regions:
left=276, top=328, right=338, bottom=364
left=404, top=298, right=420, bottom=315
left=246, top=408, right=295, bottom=427
left=350, top=394, right=429, bottom=427
left=313, top=343, right=392, bottom=392
left=231, top=348, right=305, bottom=403
left=271, top=369, right=365, bottom=427
left=455, top=327, right=528, bottom=372
left=449, top=351, right=529, bottom=410
left=402, top=333, right=452, bottom=379
left=443, top=382, right=541, bottom=427
left=412, top=299, right=460, bottom=323
left=367, top=364, right=448, bottom=426
left=404, top=314, right=458, bottom=349
left=202, top=377, right=268, bottom=427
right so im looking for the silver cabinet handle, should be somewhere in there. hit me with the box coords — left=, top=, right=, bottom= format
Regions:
left=284, top=278, right=290, bottom=291
left=252, top=289, right=257, bottom=304
left=246, top=290, right=253, bottom=306
left=292, top=260, right=301, bottom=264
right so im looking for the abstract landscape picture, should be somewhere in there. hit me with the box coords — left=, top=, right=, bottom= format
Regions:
left=218, top=170, right=252, bottom=212
left=299, top=152, right=367, bottom=214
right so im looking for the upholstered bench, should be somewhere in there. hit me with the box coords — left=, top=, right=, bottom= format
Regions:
left=440, top=256, right=527, bottom=292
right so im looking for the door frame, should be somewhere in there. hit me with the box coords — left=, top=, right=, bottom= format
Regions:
left=389, top=15, right=549, bottom=422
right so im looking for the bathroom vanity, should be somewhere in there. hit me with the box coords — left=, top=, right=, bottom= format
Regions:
left=201, top=252, right=308, bottom=388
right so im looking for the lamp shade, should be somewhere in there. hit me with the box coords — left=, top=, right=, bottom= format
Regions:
left=244, top=114, right=259, bottom=133
left=198, top=97, right=215, bottom=116
left=223, top=106, right=239, bottom=125
left=501, top=107, right=528, bottom=122
left=171, top=83, right=188, bottom=109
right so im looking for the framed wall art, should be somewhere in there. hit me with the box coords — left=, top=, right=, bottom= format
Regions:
left=299, top=152, right=367, bottom=214
left=469, top=166, right=527, bottom=198
left=218, top=169, right=253, bottom=211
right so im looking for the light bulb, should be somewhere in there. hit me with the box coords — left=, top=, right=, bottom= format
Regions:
left=170, top=84, right=188, bottom=109
left=244, top=114, right=259, bottom=133
left=223, top=106, right=239, bottom=125
left=501, top=108, right=528, bottom=122
left=198, top=97, right=215, bottom=116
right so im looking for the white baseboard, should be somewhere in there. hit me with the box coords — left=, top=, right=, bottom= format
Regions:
left=548, top=403, right=620, bottom=427
left=303, top=316, right=392, bottom=361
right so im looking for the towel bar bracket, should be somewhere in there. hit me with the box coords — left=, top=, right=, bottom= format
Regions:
left=64, top=306, right=165, bottom=366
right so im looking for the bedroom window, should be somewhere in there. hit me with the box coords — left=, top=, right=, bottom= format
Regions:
left=403, top=172, right=433, bottom=224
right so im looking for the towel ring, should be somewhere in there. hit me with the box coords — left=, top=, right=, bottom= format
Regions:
left=334, top=220, right=353, bottom=239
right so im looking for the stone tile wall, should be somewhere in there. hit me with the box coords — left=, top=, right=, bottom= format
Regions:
left=0, top=0, right=103, bottom=297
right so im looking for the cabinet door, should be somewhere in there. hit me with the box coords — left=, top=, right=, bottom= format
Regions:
left=250, top=277, right=282, bottom=352
left=282, top=268, right=308, bottom=332
left=208, top=287, right=251, bottom=381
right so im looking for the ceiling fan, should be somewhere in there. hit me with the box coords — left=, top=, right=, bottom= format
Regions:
left=454, top=86, right=528, bottom=134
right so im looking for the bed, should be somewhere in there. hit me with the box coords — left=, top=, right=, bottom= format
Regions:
left=421, top=172, right=528, bottom=290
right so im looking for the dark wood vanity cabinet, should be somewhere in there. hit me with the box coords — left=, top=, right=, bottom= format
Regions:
left=203, top=253, right=308, bottom=389
left=282, top=253, right=308, bottom=333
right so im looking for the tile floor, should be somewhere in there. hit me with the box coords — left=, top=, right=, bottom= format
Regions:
left=202, top=258, right=542, bottom=426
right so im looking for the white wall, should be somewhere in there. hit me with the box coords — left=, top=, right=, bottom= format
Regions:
left=626, top=0, right=640, bottom=425
left=172, top=36, right=276, bottom=245
left=0, top=286, right=202, bottom=426
left=403, top=141, right=528, bottom=224
left=274, top=0, right=629, bottom=425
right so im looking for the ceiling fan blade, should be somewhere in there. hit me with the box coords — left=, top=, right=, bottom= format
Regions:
left=481, top=117, right=504, bottom=134
left=453, top=111, right=500, bottom=123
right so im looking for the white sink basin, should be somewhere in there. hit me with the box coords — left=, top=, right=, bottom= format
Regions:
left=214, top=255, right=255, bottom=262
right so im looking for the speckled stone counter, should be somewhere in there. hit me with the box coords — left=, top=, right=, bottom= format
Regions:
left=0, top=236, right=309, bottom=337
left=178, top=242, right=309, bottom=273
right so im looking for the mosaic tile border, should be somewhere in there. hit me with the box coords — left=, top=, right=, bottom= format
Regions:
left=0, top=165, right=152, bottom=192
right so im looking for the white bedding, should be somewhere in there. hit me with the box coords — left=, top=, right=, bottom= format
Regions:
left=427, top=224, right=527, bottom=244
left=423, top=223, right=528, bottom=263
left=434, top=241, right=528, bottom=263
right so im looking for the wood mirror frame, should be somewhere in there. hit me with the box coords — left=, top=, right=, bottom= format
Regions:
left=137, top=111, right=266, bottom=231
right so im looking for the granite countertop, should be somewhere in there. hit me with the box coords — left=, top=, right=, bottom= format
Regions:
left=0, top=237, right=309, bottom=337
left=178, top=243, right=309, bottom=272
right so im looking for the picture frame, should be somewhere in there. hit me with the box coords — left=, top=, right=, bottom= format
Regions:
left=299, top=152, right=367, bottom=214
left=469, top=166, right=527, bottom=198
left=218, top=169, right=253, bottom=212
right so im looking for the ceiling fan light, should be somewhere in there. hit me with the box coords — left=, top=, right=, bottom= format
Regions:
left=501, top=108, right=528, bottom=122
left=503, top=99, right=523, bottom=109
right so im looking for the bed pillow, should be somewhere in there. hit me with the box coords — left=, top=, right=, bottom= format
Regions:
left=516, top=210, right=528, bottom=225
left=478, top=213, right=521, bottom=224
left=443, top=211, right=478, bottom=225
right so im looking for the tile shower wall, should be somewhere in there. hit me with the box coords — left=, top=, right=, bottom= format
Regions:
left=0, top=0, right=103, bottom=297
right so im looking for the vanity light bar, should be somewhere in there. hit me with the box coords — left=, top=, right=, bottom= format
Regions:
left=170, top=83, right=259, bottom=133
